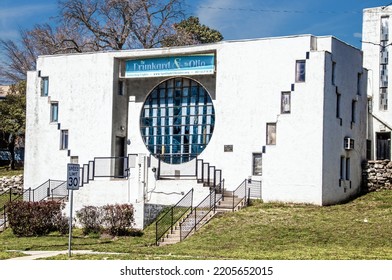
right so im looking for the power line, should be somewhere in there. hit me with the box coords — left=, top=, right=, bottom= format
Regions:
left=184, top=4, right=362, bottom=15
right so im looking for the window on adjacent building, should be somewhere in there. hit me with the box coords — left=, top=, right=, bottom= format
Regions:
left=295, top=60, right=306, bottom=82
left=41, top=77, right=49, bottom=96
left=60, top=130, right=68, bottom=150
left=252, top=153, right=262, bottom=176
left=380, top=88, right=388, bottom=111
left=281, top=92, right=291, bottom=114
left=50, top=102, right=58, bottom=123
left=266, top=123, right=276, bottom=145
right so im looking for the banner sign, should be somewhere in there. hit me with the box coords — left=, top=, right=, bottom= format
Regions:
left=125, top=54, right=215, bottom=78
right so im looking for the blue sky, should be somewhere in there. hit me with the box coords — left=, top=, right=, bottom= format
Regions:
left=0, top=0, right=389, bottom=49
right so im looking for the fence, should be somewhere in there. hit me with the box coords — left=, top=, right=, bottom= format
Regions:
left=155, top=188, right=193, bottom=245
left=180, top=189, right=219, bottom=241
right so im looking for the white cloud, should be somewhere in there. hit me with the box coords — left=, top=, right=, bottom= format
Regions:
left=0, top=4, right=56, bottom=20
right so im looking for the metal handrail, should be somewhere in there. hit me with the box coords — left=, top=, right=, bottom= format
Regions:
left=155, top=188, right=193, bottom=245
left=180, top=189, right=217, bottom=241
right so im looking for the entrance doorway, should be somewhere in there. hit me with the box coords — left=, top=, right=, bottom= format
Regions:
left=376, top=132, right=391, bottom=160
left=115, top=136, right=126, bottom=177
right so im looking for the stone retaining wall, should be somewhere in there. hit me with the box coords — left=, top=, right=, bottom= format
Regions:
left=0, top=175, right=23, bottom=194
left=362, top=160, right=392, bottom=192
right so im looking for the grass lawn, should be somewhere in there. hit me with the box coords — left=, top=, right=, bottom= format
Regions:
left=0, top=167, right=23, bottom=177
left=0, top=190, right=391, bottom=260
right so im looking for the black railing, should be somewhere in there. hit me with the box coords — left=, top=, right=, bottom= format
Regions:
left=157, top=154, right=199, bottom=179
left=155, top=189, right=193, bottom=245
left=0, top=179, right=68, bottom=232
left=221, top=179, right=262, bottom=211
left=93, top=156, right=129, bottom=178
left=180, top=189, right=218, bottom=241
left=22, top=180, right=67, bottom=202
left=157, top=156, right=223, bottom=193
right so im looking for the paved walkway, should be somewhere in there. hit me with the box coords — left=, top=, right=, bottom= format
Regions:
left=6, top=250, right=120, bottom=260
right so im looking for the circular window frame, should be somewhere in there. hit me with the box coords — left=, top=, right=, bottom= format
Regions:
left=139, top=77, right=215, bottom=164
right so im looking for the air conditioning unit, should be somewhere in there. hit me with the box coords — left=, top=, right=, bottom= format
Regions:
left=344, top=137, right=354, bottom=150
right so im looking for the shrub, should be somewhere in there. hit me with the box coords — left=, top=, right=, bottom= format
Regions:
left=102, top=204, right=135, bottom=236
left=5, top=200, right=68, bottom=236
left=76, top=206, right=102, bottom=235
left=76, top=204, right=135, bottom=236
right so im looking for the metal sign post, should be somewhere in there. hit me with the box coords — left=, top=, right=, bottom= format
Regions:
left=67, top=163, right=80, bottom=258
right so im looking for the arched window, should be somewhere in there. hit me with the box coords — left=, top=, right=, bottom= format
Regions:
left=140, top=78, right=215, bottom=164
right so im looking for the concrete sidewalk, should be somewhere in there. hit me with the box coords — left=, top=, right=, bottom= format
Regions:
left=6, top=250, right=120, bottom=260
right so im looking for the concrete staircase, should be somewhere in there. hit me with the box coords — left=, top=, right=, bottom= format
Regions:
left=157, top=192, right=246, bottom=246
left=158, top=209, right=216, bottom=246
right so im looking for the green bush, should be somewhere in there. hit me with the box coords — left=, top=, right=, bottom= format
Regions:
left=76, top=204, right=136, bottom=236
left=76, top=206, right=102, bottom=235
left=5, top=200, right=69, bottom=236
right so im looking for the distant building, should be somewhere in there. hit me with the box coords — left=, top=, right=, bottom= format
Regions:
left=0, top=85, right=9, bottom=100
left=363, top=6, right=392, bottom=160
left=25, top=35, right=367, bottom=228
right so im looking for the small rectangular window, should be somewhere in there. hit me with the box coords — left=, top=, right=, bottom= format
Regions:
left=295, top=60, right=306, bottom=82
left=50, top=102, right=58, bottom=123
left=41, top=77, right=49, bottom=96
left=357, top=73, right=362, bottom=95
left=345, top=157, right=350, bottom=180
left=60, top=130, right=68, bottom=150
left=118, top=80, right=124, bottom=96
left=332, top=62, right=336, bottom=85
left=340, top=156, right=345, bottom=180
left=380, top=88, right=388, bottom=111
left=252, top=153, right=262, bottom=176
left=266, top=123, right=276, bottom=145
left=351, top=100, right=357, bottom=124
left=281, top=92, right=291, bottom=114
left=336, top=91, right=341, bottom=119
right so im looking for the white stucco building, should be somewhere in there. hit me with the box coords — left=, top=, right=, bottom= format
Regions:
left=25, top=35, right=367, bottom=228
left=363, top=6, right=392, bottom=160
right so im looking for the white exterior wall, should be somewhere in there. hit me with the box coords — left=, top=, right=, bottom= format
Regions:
left=25, top=53, right=116, bottom=189
left=322, top=39, right=367, bottom=205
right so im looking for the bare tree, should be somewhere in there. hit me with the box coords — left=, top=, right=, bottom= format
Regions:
left=59, top=0, right=185, bottom=49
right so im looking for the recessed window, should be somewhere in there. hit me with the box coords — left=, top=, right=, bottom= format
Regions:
left=281, top=92, right=291, bottom=114
left=60, top=130, right=68, bottom=150
left=50, top=102, right=58, bottom=123
left=380, top=88, right=388, bottom=111
left=357, top=73, right=362, bottom=95
left=332, top=61, right=336, bottom=85
left=351, top=100, right=357, bottom=124
left=266, top=123, right=276, bottom=145
left=336, top=91, right=341, bottom=119
left=252, top=153, right=262, bottom=176
left=295, top=60, right=306, bottom=82
left=118, top=80, right=124, bottom=96
left=340, top=156, right=345, bottom=180
left=345, top=158, right=350, bottom=180
left=140, top=77, right=215, bottom=164
left=41, top=77, right=49, bottom=96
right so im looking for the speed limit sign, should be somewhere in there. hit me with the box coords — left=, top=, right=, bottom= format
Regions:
left=67, top=163, right=80, bottom=190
